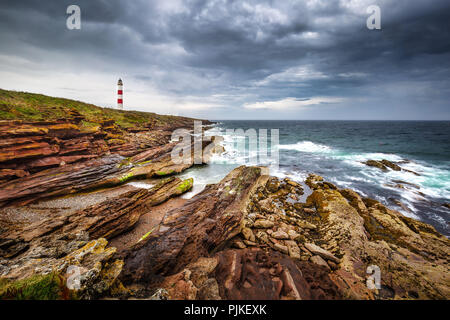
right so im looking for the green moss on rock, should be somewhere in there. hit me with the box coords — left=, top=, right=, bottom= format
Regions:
left=137, top=160, right=152, bottom=166
left=138, top=226, right=157, bottom=243
left=177, top=178, right=193, bottom=193
left=155, top=170, right=174, bottom=176
left=119, top=171, right=135, bottom=183
left=0, top=273, right=75, bottom=300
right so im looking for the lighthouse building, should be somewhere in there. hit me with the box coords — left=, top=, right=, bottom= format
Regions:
left=117, top=79, right=123, bottom=109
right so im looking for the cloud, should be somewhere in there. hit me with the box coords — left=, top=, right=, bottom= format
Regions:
left=0, top=0, right=449, bottom=119
left=255, top=65, right=329, bottom=86
left=243, top=97, right=345, bottom=110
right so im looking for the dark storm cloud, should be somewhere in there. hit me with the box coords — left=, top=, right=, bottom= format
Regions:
left=0, top=0, right=449, bottom=119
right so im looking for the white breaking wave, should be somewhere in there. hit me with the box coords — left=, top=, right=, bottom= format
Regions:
left=357, top=159, right=450, bottom=201
left=279, top=141, right=333, bottom=153
left=269, top=166, right=308, bottom=182
left=200, top=129, right=449, bottom=229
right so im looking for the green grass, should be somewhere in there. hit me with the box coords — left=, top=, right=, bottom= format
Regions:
left=0, top=88, right=197, bottom=129
left=0, top=273, right=75, bottom=300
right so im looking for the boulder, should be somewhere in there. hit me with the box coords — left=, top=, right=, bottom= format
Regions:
left=303, top=208, right=315, bottom=214
left=232, top=239, right=247, bottom=249
left=380, top=159, right=401, bottom=171
left=288, top=230, right=301, bottom=241
left=364, top=160, right=388, bottom=171
left=254, top=219, right=275, bottom=229
left=307, top=180, right=450, bottom=299
left=266, top=178, right=280, bottom=193
left=0, top=238, right=124, bottom=300
left=297, top=221, right=317, bottom=230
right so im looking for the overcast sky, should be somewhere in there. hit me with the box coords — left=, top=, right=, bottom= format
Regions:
left=0, top=0, right=449, bottom=120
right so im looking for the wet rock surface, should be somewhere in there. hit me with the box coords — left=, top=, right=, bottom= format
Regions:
left=0, top=115, right=448, bottom=300
left=119, top=166, right=270, bottom=285
left=363, top=159, right=419, bottom=176
left=0, top=176, right=194, bottom=297
left=130, top=171, right=449, bottom=300
left=0, top=118, right=215, bottom=206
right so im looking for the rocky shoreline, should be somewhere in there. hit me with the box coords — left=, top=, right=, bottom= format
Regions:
left=0, top=101, right=449, bottom=300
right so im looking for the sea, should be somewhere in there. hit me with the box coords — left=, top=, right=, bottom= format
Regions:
left=133, top=120, right=450, bottom=236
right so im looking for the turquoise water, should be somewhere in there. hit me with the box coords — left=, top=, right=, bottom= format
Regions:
left=178, top=121, right=450, bottom=236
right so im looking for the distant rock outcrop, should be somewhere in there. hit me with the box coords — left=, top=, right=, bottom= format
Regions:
left=363, top=159, right=420, bottom=176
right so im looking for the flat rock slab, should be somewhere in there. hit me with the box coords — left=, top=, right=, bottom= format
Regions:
left=120, top=166, right=269, bottom=285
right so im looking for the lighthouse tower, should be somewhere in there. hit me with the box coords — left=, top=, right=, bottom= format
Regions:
left=117, top=78, right=123, bottom=109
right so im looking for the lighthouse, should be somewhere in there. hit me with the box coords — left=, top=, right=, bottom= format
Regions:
left=117, top=78, right=123, bottom=109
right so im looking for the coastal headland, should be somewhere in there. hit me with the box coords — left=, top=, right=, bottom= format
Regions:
left=0, top=89, right=448, bottom=300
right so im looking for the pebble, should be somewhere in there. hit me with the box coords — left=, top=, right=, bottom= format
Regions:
left=285, top=240, right=301, bottom=259
left=297, top=221, right=317, bottom=230
left=273, top=243, right=289, bottom=255
left=254, top=219, right=275, bottom=228
left=272, top=230, right=289, bottom=240
left=243, top=240, right=258, bottom=246
left=304, top=243, right=340, bottom=263
left=327, top=261, right=338, bottom=270
left=310, top=255, right=330, bottom=270
left=255, top=231, right=270, bottom=244
left=232, top=239, right=247, bottom=249
left=288, top=229, right=300, bottom=240
left=241, top=227, right=255, bottom=242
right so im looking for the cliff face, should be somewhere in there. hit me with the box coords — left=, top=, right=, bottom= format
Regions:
left=0, top=89, right=212, bottom=206
left=0, top=89, right=209, bottom=183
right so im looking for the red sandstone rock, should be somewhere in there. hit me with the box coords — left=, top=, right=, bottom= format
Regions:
left=120, top=166, right=270, bottom=286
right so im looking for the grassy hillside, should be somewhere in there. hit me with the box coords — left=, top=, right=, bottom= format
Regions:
left=0, top=88, right=196, bottom=128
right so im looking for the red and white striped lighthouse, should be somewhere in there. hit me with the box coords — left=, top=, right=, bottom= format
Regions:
left=117, top=78, right=123, bottom=109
